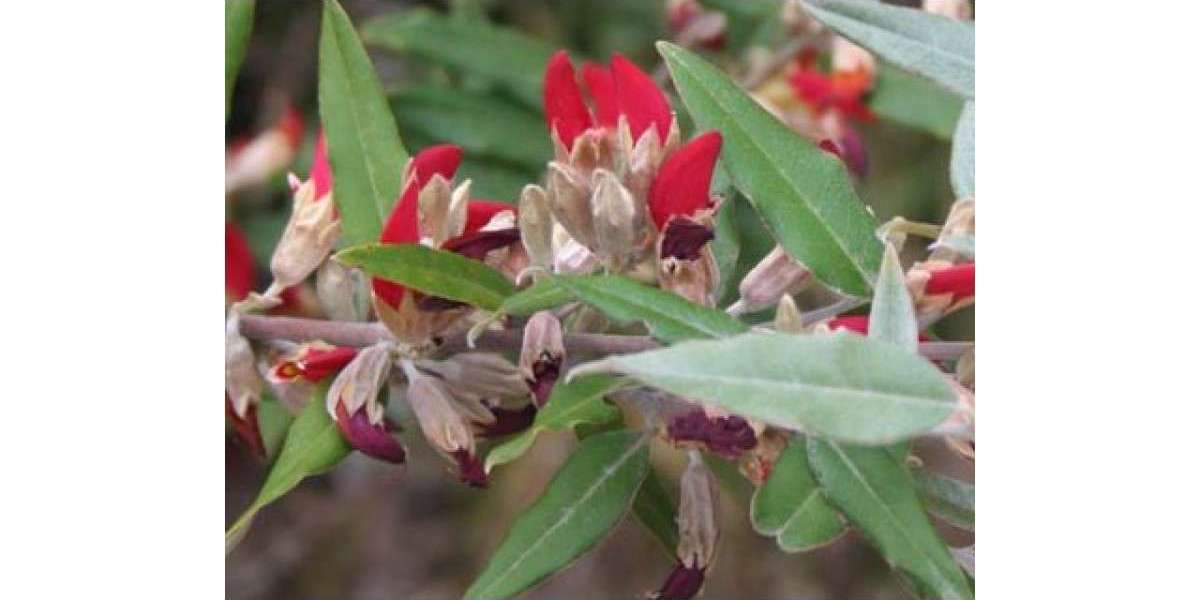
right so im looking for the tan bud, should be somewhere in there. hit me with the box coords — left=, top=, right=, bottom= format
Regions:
left=548, top=162, right=596, bottom=249
left=519, top=185, right=556, bottom=268
left=419, top=353, right=528, bottom=409
left=923, top=0, right=972, bottom=20
left=658, top=245, right=719, bottom=307
left=929, top=197, right=975, bottom=262
left=225, top=127, right=296, bottom=195
left=270, top=180, right=341, bottom=289
left=591, top=170, right=639, bottom=269
left=402, top=361, right=476, bottom=458
left=773, top=294, right=805, bottom=334
left=416, top=174, right=452, bottom=246
left=445, top=179, right=472, bottom=240
left=551, top=222, right=599, bottom=274
left=325, top=342, right=394, bottom=426
left=730, top=245, right=811, bottom=314
left=677, top=451, right=720, bottom=569
left=225, top=313, right=263, bottom=419
left=316, top=260, right=371, bottom=322
left=568, top=129, right=613, bottom=174
left=520, top=311, right=566, bottom=408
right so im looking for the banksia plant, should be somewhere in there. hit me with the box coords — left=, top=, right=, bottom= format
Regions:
left=226, top=1, right=975, bottom=598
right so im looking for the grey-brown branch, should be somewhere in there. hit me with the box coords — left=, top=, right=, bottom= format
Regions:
left=237, top=314, right=971, bottom=360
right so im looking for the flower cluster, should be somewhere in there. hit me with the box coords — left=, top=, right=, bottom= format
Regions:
left=522, top=50, right=725, bottom=306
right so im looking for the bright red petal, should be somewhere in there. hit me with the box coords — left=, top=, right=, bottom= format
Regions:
left=926, top=263, right=975, bottom=302
left=543, top=50, right=593, bottom=147
left=610, top=53, right=673, bottom=141
left=225, top=222, right=255, bottom=301
left=465, top=200, right=515, bottom=233
left=648, top=131, right=722, bottom=229
left=582, top=62, right=618, bottom=129
left=828, top=315, right=870, bottom=335
left=408, top=144, right=462, bottom=189
left=374, top=183, right=422, bottom=308
left=311, top=132, right=332, bottom=199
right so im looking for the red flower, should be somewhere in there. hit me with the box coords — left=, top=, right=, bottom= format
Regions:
left=271, top=343, right=357, bottom=383
left=788, top=51, right=875, bottom=123
left=648, top=131, right=723, bottom=231
left=542, top=50, right=673, bottom=148
left=827, top=315, right=931, bottom=342
left=310, top=131, right=333, bottom=199
left=225, top=222, right=255, bottom=303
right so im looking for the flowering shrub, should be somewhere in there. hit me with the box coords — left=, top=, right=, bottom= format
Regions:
left=226, top=0, right=974, bottom=598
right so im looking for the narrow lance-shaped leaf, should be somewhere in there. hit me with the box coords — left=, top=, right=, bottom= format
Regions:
left=226, top=384, right=351, bottom=553
left=485, top=375, right=624, bottom=472
left=802, top=0, right=975, bottom=99
left=751, top=435, right=845, bottom=552
left=336, top=243, right=516, bottom=312
left=870, top=63, right=963, bottom=140
left=659, top=42, right=882, bottom=297
left=951, top=100, right=975, bottom=198
left=711, top=185, right=741, bottom=306
left=914, top=471, right=974, bottom=531
left=632, top=468, right=680, bottom=558
left=807, top=439, right=973, bottom=599
left=362, top=9, right=557, bottom=109
left=578, top=332, right=956, bottom=445
left=869, top=243, right=919, bottom=354
left=464, top=430, right=650, bottom=600
left=319, top=0, right=410, bottom=246
left=552, top=274, right=748, bottom=344
left=225, top=0, right=255, bottom=120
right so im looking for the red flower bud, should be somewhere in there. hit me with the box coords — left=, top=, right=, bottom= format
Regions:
left=464, top=199, right=517, bottom=234
left=611, top=53, right=673, bottom=142
left=334, top=402, right=407, bottom=464
left=582, top=62, right=619, bottom=129
left=225, top=222, right=256, bottom=303
left=925, top=262, right=975, bottom=303
left=374, top=145, right=466, bottom=309
left=310, top=131, right=332, bottom=199
left=648, top=131, right=722, bottom=230
left=827, top=315, right=930, bottom=342
left=652, top=564, right=706, bottom=600
left=543, top=50, right=595, bottom=149
left=788, top=52, right=875, bottom=123
left=226, top=395, right=265, bottom=459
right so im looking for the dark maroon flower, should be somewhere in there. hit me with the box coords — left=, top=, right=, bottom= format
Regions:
left=667, top=409, right=757, bottom=459
left=334, top=403, right=407, bottom=464
left=659, top=218, right=714, bottom=261
left=652, top=564, right=706, bottom=600
left=453, top=449, right=489, bottom=488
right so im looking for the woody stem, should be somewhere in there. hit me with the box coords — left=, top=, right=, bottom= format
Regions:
left=237, top=314, right=972, bottom=360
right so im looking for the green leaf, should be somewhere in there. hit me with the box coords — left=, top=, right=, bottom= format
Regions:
left=319, top=0, right=410, bottom=247
left=500, top=279, right=575, bottom=317
left=869, top=244, right=919, bottom=354
left=914, top=471, right=974, bottom=531
left=870, top=64, right=963, bottom=140
left=465, top=430, right=650, bottom=600
left=485, top=375, right=624, bottom=472
left=390, top=86, right=550, bottom=171
left=591, top=332, right=956, bottom=445
left=712, top=190, right=741, bottom=306
left=951, top=100, right=975, bottom=197
left=751, top=435, right=845, bottom=552
left=225, top=0, right=255, bottom=119
left=363, top=9, right=557, bottom=109
left=802, top=0, right=974, bottom=99
left=659, top=42, right=882, bottom=298
left=552, top=274, right=749, bottom=344
left=807, top=439, right=972, bottom=599
left=336, top=243, right=516, bottom=312
left=256, top=393, right=294, bottom=460
left=226, top=385, right=351, bottom=553
left=632, top=468, right=680, bottom=557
